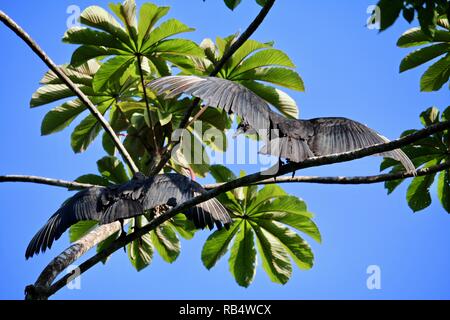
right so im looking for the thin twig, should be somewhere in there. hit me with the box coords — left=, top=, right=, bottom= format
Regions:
left=137, top=54, right=158, bottom=154
left=28, top=119, right=450, bottom=299
left=3, top=160, right=449, bottom=193
left=0, top=10, right=139, bottom=174
left=203, top=161, right=450, bottom=189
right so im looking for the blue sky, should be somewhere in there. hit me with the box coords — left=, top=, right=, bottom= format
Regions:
left=0, top=0, right=449, bottom=300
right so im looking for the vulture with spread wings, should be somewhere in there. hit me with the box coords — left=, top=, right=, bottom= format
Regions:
left=26, top=173, right=232, bottom=259
left=148, top=76, right=415, bottom=172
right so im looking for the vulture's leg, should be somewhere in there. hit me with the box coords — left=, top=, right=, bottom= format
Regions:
left=119, top=219, right=127, bottom=252
left=131, top=217, right=143, bottom=246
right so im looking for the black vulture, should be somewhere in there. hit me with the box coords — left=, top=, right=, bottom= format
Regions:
left=148, top=76, right=415, bottom=172
left=26, top=172, right=232, bottom=259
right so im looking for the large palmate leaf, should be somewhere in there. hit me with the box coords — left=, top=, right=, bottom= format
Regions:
left=202, top=169, right=320, bottom=287
left=64, top=0, right=202, bottom=80
left=381, top=106, right=450, bottom=213
left=397, top=17, right=450, bottom=92
left=178, top=35, right=304, bottom=118
left=32, top=59, right=138, bottom=153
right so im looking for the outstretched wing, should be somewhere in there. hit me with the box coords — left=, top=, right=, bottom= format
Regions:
left=26, top=187, right=105, bottom=259
left=308, top=117, right=416, bottom=172
left=142, top=173, right=233, bottom=230
left=260, top=137, right=315, bottom=163
left=148, top=76, right=271, bottom=136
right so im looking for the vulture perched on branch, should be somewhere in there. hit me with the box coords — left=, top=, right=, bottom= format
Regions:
left=148, top=76, right=415, bottom=172
left=26, top=173, right=232, bottom=259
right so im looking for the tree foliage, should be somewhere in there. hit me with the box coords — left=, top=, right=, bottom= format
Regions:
left=28, top=0, right=317, bottom=285
left=381, top=106, right=450, bottom=212
left=203, top=165, right=320, bottom=287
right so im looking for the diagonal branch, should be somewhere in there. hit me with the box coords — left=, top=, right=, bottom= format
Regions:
left=148, top=0, right=276, bottom=176
left=0, top=10, right=139, bottom=174
left=25, top=118, right=450, bottom=299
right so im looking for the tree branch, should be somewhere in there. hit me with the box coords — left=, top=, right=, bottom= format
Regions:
left=0, top=10, right=139, bottom=174
left=203, top=161, right=450, bottom=189
left=25, top=118, right=450, bottom=299
left=0, top=175, right=95, bottom=190
left=148, top=0, right=276, bottom=176
left=137, top=54, right=158, bottom=154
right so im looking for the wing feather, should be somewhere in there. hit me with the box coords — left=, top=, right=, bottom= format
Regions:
left=25, top=187, right=105, bottom=259
left=148, top=76, right=271, bottom=135
left=308, top=117, right=415, bottom=172
left=142, top=173, right=232, bottom=230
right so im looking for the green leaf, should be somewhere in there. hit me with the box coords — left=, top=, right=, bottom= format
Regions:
left=227, top=39, right=270, bottom=72
left=153, top=39, right=204, bottom=57
left=63, top=27, right=129, bottom=51
left=437, top=169, right=450, bottom=213
left=228, top=221, right=256, bottom=287
left=142, top=19, right=194, bottom=52
left=397, top=28, right=450, bottom=48
left=93, top=55, right=134, bottom=92
left=232, top=49, right=295, bottom=76
left=97, top=156, right=129, bottom=184
left=96, top=231, right=120, bottom=264
left=253, top=200, right=320, bottom=243
left=224, top=0, right=242, bottom=10
left=383, top=164, right=408, bottom=194
left=234, top=67, right=305, bottom=91
left=400, top=43, right=450, bottom=72
left=70, top=102, right=111, bottom=153
left=30, top=84, right=94, bottom=108
left=241, top=80, right=299, bottom=119
left=71, top=45, right=123, bottom=66
left=80, top=5, right=133, bottom=49
left=40, top=62, right=97, bottom=86
left=406, top=161, right=438, bottom=212
left=257, top=220, right=314, bottom=270
left=210, top=164, right=237, bottom=182
left=420, top=107, right=440, bottom=126
left=170, top=214, right=196, bottom=240
left=420, top=54, right=450, bottom=91
left=201, top=221, right=241, bottom=269
left=138, top=3, right=170, bottom=46
left=128, top=217, right=153, bottom=271
left=74, top=174, right=110, bottom=187
left=151, top=224, right=180, bottom=263
left=251, top=223, right=291, bottom=284
left=109, top=0, right=137, bottom=41
left=197, top=108, right=232, bottom=131
left=102, top=131, right=116, bottom=156
left=69, top=221, right=98, bottom=242
left=256, top=0, right=269, bottom=7
left=246, top=185, right=287, bottom=214
left=377, top=0, right=404, bottom=31
left=41, top=99, right=87, bottom=135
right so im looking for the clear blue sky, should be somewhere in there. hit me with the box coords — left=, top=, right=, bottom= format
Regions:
left=0, top=0, right=449, bottom=300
